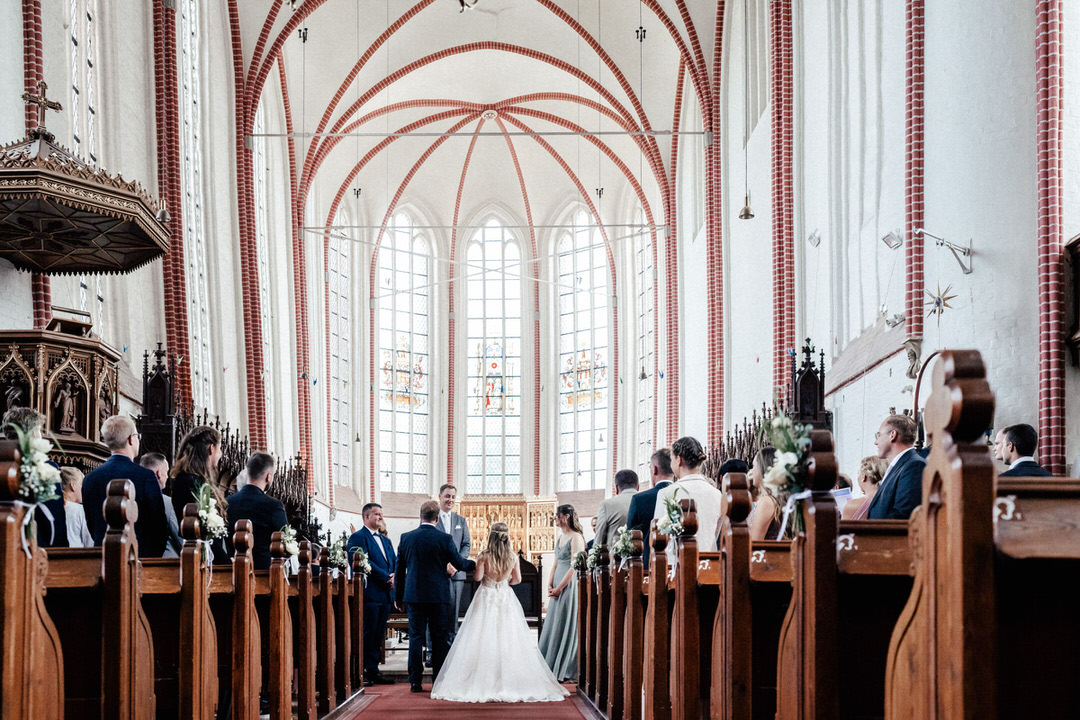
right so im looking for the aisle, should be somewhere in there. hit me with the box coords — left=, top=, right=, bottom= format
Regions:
left=345, top=682, right=590, bottom=719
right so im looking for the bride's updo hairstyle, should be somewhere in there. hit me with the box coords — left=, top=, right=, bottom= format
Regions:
left=556, top=504, right=584, bottom=534
left=671, top=435, right=707, bottom=470
left=483, top=522, right=517, bottom=578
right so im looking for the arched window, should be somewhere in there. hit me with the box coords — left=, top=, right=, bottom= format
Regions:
left=376, top=213, right=432, bottom=493
left=252, top=103, right=274, bottom=433
left=328, top=213, right=352, bottom=486
left=69, top=0, right=98, bottom=164
left=557, top=212, right=611, bottom=491
left=635, top=214, right=655, bottom=469
left=179, top=0, right=212, bottom=407
left=465, top=219, right=523, bottom=495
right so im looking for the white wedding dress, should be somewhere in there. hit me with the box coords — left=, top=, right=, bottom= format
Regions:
left=430, top=574, right=569, bottom=703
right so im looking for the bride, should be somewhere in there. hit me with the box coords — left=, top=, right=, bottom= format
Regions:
left=431, top=522, right=569, bottom=703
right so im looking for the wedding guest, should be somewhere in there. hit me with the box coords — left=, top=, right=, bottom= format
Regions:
left=652, top=436, right=725, bottom=557
left=748, top=447, right=781, bottom=541
left=140, top=452, right=182, bottom=557
left=83, top=415, right=166, bottom=556
left=998, top=423, right=1051, bottom=477
left=716, top=458, right=749, bottom=482
left=434, top=483, right=471, bottom=644
left=834, top=473, right=852, bottom=491
left=226, top=452, right=288, bottom=570
left=170, top=425, right=229, bottom=564
left=841, top=456, right=888, bottom=520
left=867, top=414, right=925, bottom=520
left=347, top=503, right=396, bottom=686
left=585, top=515, right=598, bottom=552
left=60, top=466, right=93, bottom=548
left=594, top=469, right=639, bottom=548
left=626, top=448, right=674, bottom=565
left=2, top=407, right=68, bottom=548
left=538, top=504, right=585, bottom=682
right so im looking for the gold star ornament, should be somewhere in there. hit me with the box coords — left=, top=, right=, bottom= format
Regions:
left=925, top=283, right=958, bottom=326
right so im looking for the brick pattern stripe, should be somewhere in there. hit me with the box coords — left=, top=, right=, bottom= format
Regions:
left=23, top=0, right=50, bottom=329
left=904, top=0, right=926, bottom=340
left=1036, top=0, right=1066, bottom=474
left=769, top=0, right=795, bottom=398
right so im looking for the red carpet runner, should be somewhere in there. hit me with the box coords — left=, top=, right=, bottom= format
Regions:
left=345, top=682, right=589, bottom=719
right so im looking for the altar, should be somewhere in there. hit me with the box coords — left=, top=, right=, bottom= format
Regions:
left=458, top=496, right=557, bottom=561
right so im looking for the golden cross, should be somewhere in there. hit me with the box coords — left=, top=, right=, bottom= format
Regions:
left=21, top=80, right=62, bottom=129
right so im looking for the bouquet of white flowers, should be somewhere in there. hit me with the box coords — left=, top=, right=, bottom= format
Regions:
left=280, top=524, right=299, bottom=557
left=196, top=482, right=227, bottom=541
left=656, top=486, right=686, bottom=537
left=349, top=546, right=372, bottom=576
left=586, top=540, right=602, bottom=569
left=327, top=533, right=349, bottom=572
left=572, top=550, right=588, bottom=572
left=610, top=524, right=640, bottom=561
left=4, top=423, right=61, bottom=506
left=761, top=414, right=814, bottom=538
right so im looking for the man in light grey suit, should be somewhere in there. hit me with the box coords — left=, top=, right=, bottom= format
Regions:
left=435, top=483, right=471, bottom=644
left=594, top=469, right=640, bottom=548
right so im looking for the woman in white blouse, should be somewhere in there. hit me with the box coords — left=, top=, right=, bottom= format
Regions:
left=652, top=436, right=726, bottom=558
left=60, top=466, right=93, bottom=548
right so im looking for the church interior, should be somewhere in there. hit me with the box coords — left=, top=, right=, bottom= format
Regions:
left=2, top=0, right=1080, bottom=717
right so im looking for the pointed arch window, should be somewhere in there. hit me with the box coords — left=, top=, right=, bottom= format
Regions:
left=328, top=213, right=352, bottom=486
left=465, top=220, right=523, bottom=495
left=557, top=212, right=610, bottom=491
left=376, top=213, right=432, bottom=493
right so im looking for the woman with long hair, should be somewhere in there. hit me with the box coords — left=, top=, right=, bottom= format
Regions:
left=748, top=447, right=783, bottom=541
left=652, top=436, right=727, bottom=556
left=537, top=504, right=585, bottom=682
left=430, top=522, right=568, bottom=702
left=170, top=425, right=229, bottom=563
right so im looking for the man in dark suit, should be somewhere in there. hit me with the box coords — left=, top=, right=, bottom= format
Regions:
left=998, top=423, right=1052, bottom=477
left=867, top=414, right=925, bottom=520
left=395, top=500, right=475, bottom=692
left=225, top=452, right=288, bottom=570
left=626, top=448, right=673, bottom=565
left=346, top=502, right=396, bottom=686
left=82, top=415, right=167, bottom=556
left=1, top=407, right=68, bottom=548
left=140, top=452, right=182, bottom=558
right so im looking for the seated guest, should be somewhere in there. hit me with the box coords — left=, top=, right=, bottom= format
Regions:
left=841, top=456, right=888, bottom=520
left=717, top=458, right=749, bottom=481
left=140, top=452, right=182, bottom=558
left=346, top=503, right=396, bottom=686
left=226, top=452, right=288, bottom=570
left=652, top=436, right=725, bottom=556
left=999, top=423, right=1051, bottom=477
left=834, top=473, right=852, bottom=491
left=627, top=448, right=674, bottom=565
left=1, top=407, right=68, bottom=548
left=867, top=414, right=925, bottom=520
left=170, top=425, right=229, bottom=564
left=594, top=469, right=640, bottom=548
left=748, top=447, right=781, bottom=541
left=585, top=516, right=598, bottom=552
left=60, top=466, right=93, bottom=548
left=82, top=415, right=167, bottom=556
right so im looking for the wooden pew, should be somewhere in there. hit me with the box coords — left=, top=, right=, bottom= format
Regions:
left=621, top=531, right=647, bottom=720
left=608, top=546, right=628, bottom=720
left=294, top=541, right=318, bottom=720
left=774, top=431, right=914, bottom=719
left=734, top=539, right=792, bottom=720
left=350, top=552, right=365, bottom=689
left=252, top=531, right=293, bottom=720
left=885, top=350, right=1080, bottom=719
left=711, top=472, right=751, bottom=720
left=576, top=560, right=588, bottom=687
left=0, top=440, right=65, bottom=719
left=595, top=546, right=612, bottom=710
left=643, top=527, right=671, bottom=720
left=316, top=546, right=336, bottom=713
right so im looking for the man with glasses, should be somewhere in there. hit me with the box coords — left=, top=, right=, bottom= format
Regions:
left=866, top=414, right=925, bottom=520
left=82, top=415, right=168, bottom=556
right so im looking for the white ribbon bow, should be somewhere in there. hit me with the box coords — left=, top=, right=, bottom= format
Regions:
left=776, top=489, right=814, bottom=540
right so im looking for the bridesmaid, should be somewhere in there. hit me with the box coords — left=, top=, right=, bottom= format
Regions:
left=169, top=425, right=230, bottom=564
left=537, top=504, right=586, bottom=682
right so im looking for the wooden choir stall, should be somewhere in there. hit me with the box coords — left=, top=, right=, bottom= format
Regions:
left=575, top=349, right=1080, bottom=720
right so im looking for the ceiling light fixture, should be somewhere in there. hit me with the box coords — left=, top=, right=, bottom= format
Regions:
left=881, top=230, right=903, bottom=250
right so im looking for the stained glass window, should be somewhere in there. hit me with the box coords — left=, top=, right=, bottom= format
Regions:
left=328, top=214, right=352, bottom=486
left=557, top=212, right=610, bottom=491
left=376, top=213, right=431, bottom=493
left=179, top=0, right=212, bottom=407
left=465, top=220, right=522, bottom=495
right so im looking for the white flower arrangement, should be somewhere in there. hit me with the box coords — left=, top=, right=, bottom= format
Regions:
left=327, top=533, right=349, bottom=571
left=349, top=545, right=372, bottom=576
left=196, top=482, right=227, bottom=541
left=4, top=423, right=61, bottom=506
left=761, top=415, right=813, bottom=498
left=586, top=540, right=602, bottom=569
left=280, top=524, right=299, bottom=557
left=657, top=486, right=686, bottom=537
left=610, top=524, right=640, bottom=560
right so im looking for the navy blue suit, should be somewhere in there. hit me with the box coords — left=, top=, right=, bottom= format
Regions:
left=225, top=484, right=288, bottom=571
left=347, top=526, right=396, bottom=677
left=867, top=449, right=925, bottom=520
left=626, top=480, right=672, bottom=565
left=82, top=454, right=168, bottom=557
left=1000, top=460, right=1051, bottom=477
left=395, top=523, right=475, bottom=686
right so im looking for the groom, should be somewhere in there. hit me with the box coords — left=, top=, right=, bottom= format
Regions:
left=396, top=500, right=475, bottom=692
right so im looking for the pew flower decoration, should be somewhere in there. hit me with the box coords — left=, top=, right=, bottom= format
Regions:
left=328, top=533, right=349, bottom=573
left=3, top=423, right=60, bottom=506
left=196, top=482, right=227, bottom=541
left=610, top=524, right=640, bottom=561
left=349, top=546, right=372, bottom=576
left=280, top=524, right=299, bottom=557
left=762, top=414, right=813, bottom=538
left=572, top=550, right=588, bottom=572
left=656, top=486, right=686, bottom=537
left=586, top=540, right=602, bottom=569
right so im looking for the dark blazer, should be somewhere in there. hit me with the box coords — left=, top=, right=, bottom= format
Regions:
left=225, top=484, right=288, bottom=571
left=395, top=524, right=474, bottom=605
left=347, top=526, right=396, bottom=604
left=627, top=480, right=672, bottom=564
left=1000, top=460, right=1052, bottom=477
left=82, top=454, right=168, bottom=557
left=170, top=471, right=230, bottom=564
left=36, top=460, right=68, bottom=548
left=867, top=449, right=925, bottom=520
